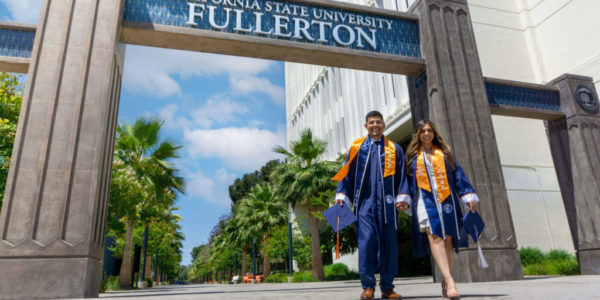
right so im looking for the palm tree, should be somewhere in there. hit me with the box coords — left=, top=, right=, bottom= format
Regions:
left=237, top=184, right=287, bottom=278
left=112, top=117, right=184, bottom=289
left=271, top=129, right=339, bottom=281
left=219, top=213, right=251, bottom=277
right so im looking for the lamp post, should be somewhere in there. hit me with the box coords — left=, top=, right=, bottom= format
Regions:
left=139, top=224, right=149, bottom=288
left=287, top=203, right=293, bottom=278
left=234, top=251, right=238, bottom=275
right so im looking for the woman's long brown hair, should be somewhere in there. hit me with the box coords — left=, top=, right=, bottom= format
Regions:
left=405, top=120, right=455, bottom=175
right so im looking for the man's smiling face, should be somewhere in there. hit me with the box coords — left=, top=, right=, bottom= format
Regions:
left=365, top=116, right=385, bottom=140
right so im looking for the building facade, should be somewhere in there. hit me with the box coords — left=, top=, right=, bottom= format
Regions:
left=286, top=0, right=599, bottom=270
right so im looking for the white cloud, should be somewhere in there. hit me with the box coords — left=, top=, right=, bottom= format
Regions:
left=184, top=127, right=286, bottom=171
left=2, top=0, right=42, bottom=23
left=123, top=46, right=278, bottom=98
left=215, top=168, right=236, bottom=184
left=230, top=75, right=285, bottom=106
left=184, top=169, right=234, bottom=208
left=158, top=95, right=250, bottom=130
left=189, top=95, right=250, bottom=128
left=247, top=119, right=265, bottom=128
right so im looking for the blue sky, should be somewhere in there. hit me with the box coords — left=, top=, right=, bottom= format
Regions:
left=1, top=0, right=287, bottom=265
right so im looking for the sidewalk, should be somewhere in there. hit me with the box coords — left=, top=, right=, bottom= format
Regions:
left=98, top=275, right=600, bottom=299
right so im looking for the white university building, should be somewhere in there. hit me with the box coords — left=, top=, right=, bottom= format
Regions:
left=285, top=0, right=599, bottom=271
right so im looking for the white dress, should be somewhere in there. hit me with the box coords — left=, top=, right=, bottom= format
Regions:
left=416, top=153, right=445, bottom=233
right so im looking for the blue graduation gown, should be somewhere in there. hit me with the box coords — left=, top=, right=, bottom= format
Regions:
left=336, top=136, right=411, bottom=275
left=408, top=156, right=476, bottom=258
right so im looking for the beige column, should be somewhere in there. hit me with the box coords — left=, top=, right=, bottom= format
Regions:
left=409, top=0, right=523, bottom=282
left=546, top=74, right=600, bottom=275
left=0, top=0, right=124, bottom=298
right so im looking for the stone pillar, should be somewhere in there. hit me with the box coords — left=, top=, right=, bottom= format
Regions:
left=409, top=0, right=523, bottom=282
left=545, top=74, right=600, bottom=275
left=0, top=0, right=124, bottom=298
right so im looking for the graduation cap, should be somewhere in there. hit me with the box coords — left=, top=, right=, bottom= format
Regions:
left=462, top=211, right=488, bottom=268
left=323, top=203, right=356, bottom=259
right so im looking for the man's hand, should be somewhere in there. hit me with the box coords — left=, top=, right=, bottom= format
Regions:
left=396, top=202, right=409, bottom=211
left=335, top=199, right=344, bottom=206
left=467, top=200, right=477, bottom=212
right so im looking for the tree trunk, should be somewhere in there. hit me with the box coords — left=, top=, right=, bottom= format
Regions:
left=308, top=203, right=325, bottom=281
left=118, top=221, right=135, bottom=289
left=144, top=256, right=152, bottom=280
left=262, top=233, right=271, bottom=278
left=241, top=246, right=248, bottom=276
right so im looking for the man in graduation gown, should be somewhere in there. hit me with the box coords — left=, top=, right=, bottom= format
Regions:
left=333, top=111, right=411, bottom=300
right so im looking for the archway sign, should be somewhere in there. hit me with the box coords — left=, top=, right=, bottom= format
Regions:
left=0, top=0, right=598, bottom=298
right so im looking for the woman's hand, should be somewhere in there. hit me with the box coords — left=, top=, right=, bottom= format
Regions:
left=335, top=199, right=344, bottom=206
left=467, top=200, right=477, bottom=212
left=396, top=202, right=409, bottom=211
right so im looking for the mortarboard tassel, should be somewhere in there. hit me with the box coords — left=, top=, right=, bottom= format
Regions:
left=474, top=226, right=488, bottom=268
left=477, top=242, right=488, bottom=268
left=336, top=216, right=340, bottom=259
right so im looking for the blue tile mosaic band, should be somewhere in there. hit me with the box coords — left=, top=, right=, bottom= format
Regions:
left=123, top=0, right=421, bottom=58
left=485, top=82, right=561, bottom=112
left=0, top=28, right=35, bottom=59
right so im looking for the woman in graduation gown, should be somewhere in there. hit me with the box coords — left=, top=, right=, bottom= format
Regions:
left=405, top=120, right=479, bottom=299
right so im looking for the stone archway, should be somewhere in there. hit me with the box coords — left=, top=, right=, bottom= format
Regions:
left=0, top=0, right=597, bottom=298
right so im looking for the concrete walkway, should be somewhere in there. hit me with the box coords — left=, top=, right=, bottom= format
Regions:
left=97, top=275, right=600, bottom=300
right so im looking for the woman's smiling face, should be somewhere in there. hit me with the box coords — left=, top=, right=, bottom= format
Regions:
left=419, top=124, right=434, bottom=146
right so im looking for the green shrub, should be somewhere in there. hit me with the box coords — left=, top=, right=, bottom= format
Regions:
left=324, top=263, right=350, bottom=281
left=100, top=275, right=120, bottom=293
left=145, top=277, right=153, bottom=288
left=325, top=263, right=349, bottom=275
left=106, top=276, right=120, bottom=291
left=546, top=249, right=572, bottom=261
left=265, top=272, right=289, bottom=283
left=549, top=259, right=579, bottom=275
left=519, top=247, right=545, bottom=265
left=520, top=247, right=579, bottom=276
left=292, top=271, right=316, bottom=282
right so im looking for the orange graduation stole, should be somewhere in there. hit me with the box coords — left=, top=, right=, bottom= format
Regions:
left=332, top=136, right=396, bottom=181
left=416, top=146, right=450, bottom=203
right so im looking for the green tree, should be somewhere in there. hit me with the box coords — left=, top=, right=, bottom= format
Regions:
left=111, top=117, right=184, bottom=288
left=271, top=129, right=339, bottom=281
left=221, top=212, right=251, bottom=276
left=0, top=73, right=23, bottom=207
left=237, top=184, right=287, bottom=277
left=228, top=159, right=281, bottom=206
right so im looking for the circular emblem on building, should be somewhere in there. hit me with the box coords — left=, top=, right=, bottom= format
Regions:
left=442, top=203, right=453, bottom=214
left=574, top=85, right=598, bottom=111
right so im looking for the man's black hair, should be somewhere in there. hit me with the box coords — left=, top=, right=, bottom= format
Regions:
left=365, top=110, right=384, bottom=122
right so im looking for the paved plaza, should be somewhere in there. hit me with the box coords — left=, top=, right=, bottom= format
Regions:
left=96, top=275, right=600, bottom=300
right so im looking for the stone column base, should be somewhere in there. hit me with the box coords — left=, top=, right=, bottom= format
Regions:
left=137, top=281, right=148, bottom=289
left=578, top=249, right=600, bottom=275
left=0, top=257, right=102, bottom=299
left=434, top=248, right=523, bottom=283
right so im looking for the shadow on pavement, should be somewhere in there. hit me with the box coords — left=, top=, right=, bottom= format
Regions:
left=401, top=294, right=508, bottom=299
left=101, top=285, right=352, bottom=298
